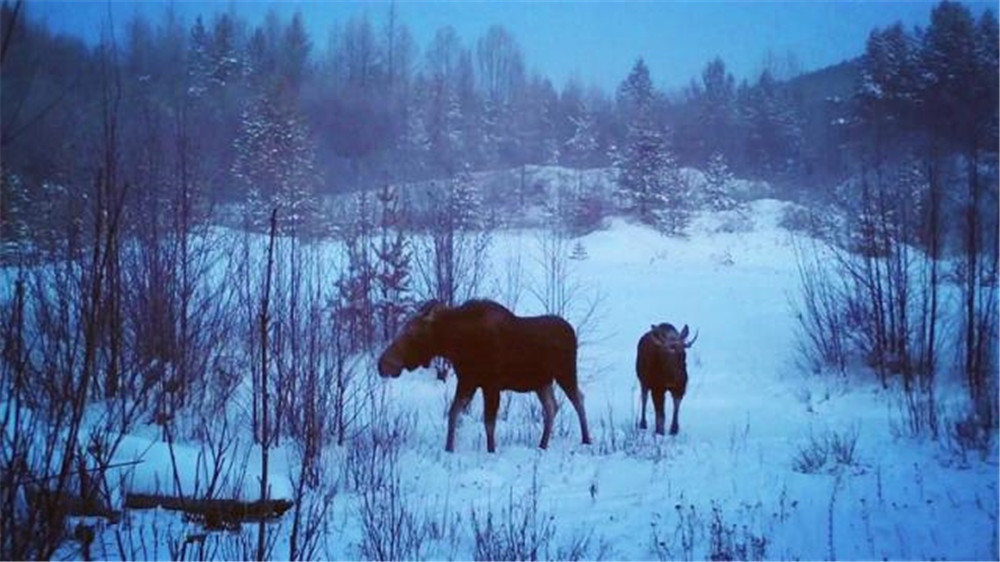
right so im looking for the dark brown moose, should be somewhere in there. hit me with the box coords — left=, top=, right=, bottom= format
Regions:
left=378, top=299, right=592, bottom=453
left=636, top=322, right=698, bottom=435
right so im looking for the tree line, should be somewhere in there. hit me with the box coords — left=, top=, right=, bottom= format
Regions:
left=7, top=1, right=993, bottom=242
left=795, top=0, right=998, bottom=441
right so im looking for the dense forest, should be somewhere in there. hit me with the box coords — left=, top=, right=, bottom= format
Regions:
left=2, top=1, right=992, bottom=234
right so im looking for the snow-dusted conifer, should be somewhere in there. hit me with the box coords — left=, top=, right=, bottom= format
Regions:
left=231, top=94, right=319, bottom=233
left=614, top=58, right=688, bottom=233
left=374, top=184, right=412, bottom=342
left=614, top=113, right=678, bottom=229
left=704, top=152, right=739, bottom=212
left=338, top=190, right=377, bottom=351
left=187, top=17, right=212, bottom=97
left=401, top=100, right=431, bottom=174
left=447, top=164, right=482, bottom=231
left=564, top=100, right=599, bottom=168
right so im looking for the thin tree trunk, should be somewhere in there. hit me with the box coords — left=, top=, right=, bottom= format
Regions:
left=256, top=208, right=278, bottom=562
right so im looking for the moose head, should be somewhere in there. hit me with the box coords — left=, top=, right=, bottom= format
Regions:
left=649, top=323, right=698, bottom=353
left=377, top=300, right=446, bottom=378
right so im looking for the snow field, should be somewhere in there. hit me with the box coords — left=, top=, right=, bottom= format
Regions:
left=72, top=199, right=997, bottom=560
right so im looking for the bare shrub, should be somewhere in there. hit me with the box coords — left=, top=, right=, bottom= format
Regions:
left=412, top=172, right=493, bottom=381
left=596, top=399, right=671, bottom=462
left=492, top=242, right=526, bottom=312
left=287, top=448, right=338, bottom=562
left=0, top=159, right=148, bottom=559
left=791, top=433, right=830, bottom=474
left=553, top=529, right=608, bottom=562
left=790, top=238, right=849, bottom=375
left=563, top=189, right=610, bottom=236
left=779, top=203, right=837, bottom=240
left=706, top=501, right=769, bottom=562
left=792, top=427, right=860, bottom=474
left=943, top=410, right=994, bottom=465
left=470, top=467, right=556, bottom=562
left=651, top=502, right=699, bottom=561
left=350, top=399, right=426, bottom=561
left=530, top=226, right=607, bottom=350
left=828, top=426, right=860, bottom=467
left=412, top=171, right=493, bottom=307
left=652, top=500, right=776, bottom=562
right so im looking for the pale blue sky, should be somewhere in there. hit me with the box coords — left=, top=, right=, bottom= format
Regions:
left=25, top=1, right=997, bottom=91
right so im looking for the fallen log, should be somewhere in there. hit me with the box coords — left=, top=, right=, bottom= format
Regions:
left=25, top=485, right=122, bottom=523
left=125, top=493, right=293, bottom=530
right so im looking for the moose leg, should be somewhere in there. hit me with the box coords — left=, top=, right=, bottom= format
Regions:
left=445, top=383, right=475, bottom=452
left=669, top=393, right=683, bottom=435
left=651, top=390, right=666, bottom=435
left=639, top=384, right=649, bottom=429
left=556, top=379, right=592, bottom=445
left=536, top=385, right=557, bottom=449
left=483, top=389, right=501, bottom=453
left=567, top=388, right=592, bottom=445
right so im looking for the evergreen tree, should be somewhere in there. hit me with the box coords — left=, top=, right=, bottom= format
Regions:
left=427, top=79, right=464, bottom=175
left=374, top=184, right=413, bottom=342
left=209, top=14, right=242, bottom=88
left=478, top=98, right=504, bottom=168
left=614, top=59, right=687, bottom=232
left=856, top=23, right=920, bottom=147
left=231, top=93, right=319, bottom=232
left=740, top=70, right=804, bottom=177
left=187, top=17, right=212, bottom=98
left=615, top=114, right=669, bottom=225
left=703, top=152, right=739, bottom=212
left=245, top=27, right=276, bottom=91
left=617, top=58, right=655, bottom=126
left=697, top=58, right=737, bottom=164
left=337, top=189, right=377, bottom=351
left=447, top=164, right=483, bottom=231
left=400, top=89, right=432, bottom=175
left=564, top=99, right=599, bottom=168
left=974, top=10, right=999, bottom=150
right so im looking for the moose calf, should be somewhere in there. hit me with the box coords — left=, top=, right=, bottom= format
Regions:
left=636, top=322, right=697, bottom=435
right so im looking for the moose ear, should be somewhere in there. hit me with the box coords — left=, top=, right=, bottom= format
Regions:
left=650, top=324, right=658, bottom=332
left=425, top=301, right=444, bottom=322
left=680, top=325, right=689, bottom=339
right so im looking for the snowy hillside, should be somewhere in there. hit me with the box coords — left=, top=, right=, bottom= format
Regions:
left=315, top=164, right=773, bottom=232
left=56, top=198, right=999, bottom=561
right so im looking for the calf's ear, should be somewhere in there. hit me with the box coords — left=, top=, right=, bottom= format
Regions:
left=650, top=324, right=657, bottom=332
left=680, top=325, right=689, bottom=339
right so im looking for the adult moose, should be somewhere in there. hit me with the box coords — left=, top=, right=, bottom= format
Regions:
left=378, top=299, right=592, bottom=453
left=636, top=322, right=698, bottom=435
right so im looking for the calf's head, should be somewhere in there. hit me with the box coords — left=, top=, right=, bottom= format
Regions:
left=650, top=323, right=698, bottom=377
left=378, top=300, right=445, bottom=378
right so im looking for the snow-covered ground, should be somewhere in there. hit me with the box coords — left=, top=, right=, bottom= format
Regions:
left=72, top=199, right=997, bottom=560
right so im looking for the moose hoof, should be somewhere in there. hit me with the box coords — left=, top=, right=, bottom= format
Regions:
left=582, top=437, right=592, bottom=445
left=669, top=427, right=679, bottom=436
left=639, top=420, right=647, bottom=430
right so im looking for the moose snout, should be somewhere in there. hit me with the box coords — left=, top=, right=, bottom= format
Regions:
left=377, top=349, right=403, bottom=378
